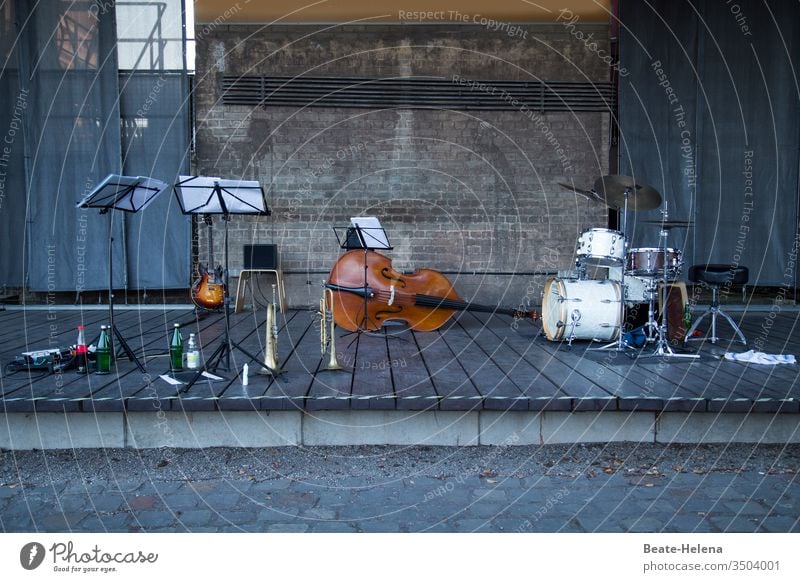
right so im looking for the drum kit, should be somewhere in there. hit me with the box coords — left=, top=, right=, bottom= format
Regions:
left=543, top=175, right=698, bottom=358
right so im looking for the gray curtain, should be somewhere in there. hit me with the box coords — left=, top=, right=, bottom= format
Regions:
left=0, top=1, right=191, bottom=292
left=16, top=0, right=123, bottom=292
left=619, top=0, right=800, bottom=287
left=0, top=1, right=26, bottom=287
left=119, top=72, right=191, bottom=289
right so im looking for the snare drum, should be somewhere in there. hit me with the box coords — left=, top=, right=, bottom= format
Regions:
left=542, top=277, right=622, bottom=342
left=625, top=247, right=682, bottom=277
left=576, top=228, right=626, bottom=267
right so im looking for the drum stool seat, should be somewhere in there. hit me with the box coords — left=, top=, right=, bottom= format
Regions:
left=685, top=264, right=748, bottom=345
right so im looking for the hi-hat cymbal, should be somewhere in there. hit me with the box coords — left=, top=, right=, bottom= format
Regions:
left=643, top=219, right=694, bottom=229
left=593, top=175, right=662, bottom=211
left=557, top=182, right=603, bottom=203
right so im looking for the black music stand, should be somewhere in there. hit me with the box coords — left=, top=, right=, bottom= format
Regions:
left=76, top=174, right=168, bottom=372
left=332, top=217, right=392, bottom=333
left=174, top=176, right=271, bottom=376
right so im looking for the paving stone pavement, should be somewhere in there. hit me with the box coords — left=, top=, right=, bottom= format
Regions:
left=2, top=468, right=799, bottom=533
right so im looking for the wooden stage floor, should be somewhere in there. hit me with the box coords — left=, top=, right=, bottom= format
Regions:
left=1, top=306, right=799, bottom=414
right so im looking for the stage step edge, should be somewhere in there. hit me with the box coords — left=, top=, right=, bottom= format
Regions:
left=1, top=410, right=799, bottom=450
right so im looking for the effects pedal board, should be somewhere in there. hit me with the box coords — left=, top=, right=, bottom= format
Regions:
left=6, top=348, right=74, bottom=373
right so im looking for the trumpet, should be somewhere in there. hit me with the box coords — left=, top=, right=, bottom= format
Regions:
left=258, top=284, right=283, bottom=376
left=319, top=282, right=343, bottom=371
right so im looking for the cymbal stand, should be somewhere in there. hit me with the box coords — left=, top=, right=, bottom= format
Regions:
left=641, top=207, right=699, bottom=359
left=590, top=187, right=634, bottom=352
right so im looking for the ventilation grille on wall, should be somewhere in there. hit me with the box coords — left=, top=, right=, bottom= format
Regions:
left=221, top=76, right=616, bottom=112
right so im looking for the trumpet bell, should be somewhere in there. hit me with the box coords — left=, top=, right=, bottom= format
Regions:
left=319, top=285, right=344, bottom=372
left=258, top=291, right=283, bottom=376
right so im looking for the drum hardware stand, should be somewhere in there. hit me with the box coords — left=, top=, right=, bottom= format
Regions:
left=589, top=187, right=634, bottom=353
left=640, top=209, right=699, bottom=359
left=566, top=309, right=581, bottom=348
left=642, top=280, right=661, bottom=342
left=574, top=260, right=588, bottom=280
left=76, top=175, right=170, bottom=373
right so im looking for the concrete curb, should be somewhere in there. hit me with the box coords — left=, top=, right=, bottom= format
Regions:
left=2, top=410, right=799, bottom=450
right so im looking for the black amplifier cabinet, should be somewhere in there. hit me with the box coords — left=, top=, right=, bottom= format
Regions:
left=243, top=244, right=278, bottom=270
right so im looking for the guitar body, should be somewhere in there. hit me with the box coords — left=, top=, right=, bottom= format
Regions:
left=191, top=264, right=225, bottom=310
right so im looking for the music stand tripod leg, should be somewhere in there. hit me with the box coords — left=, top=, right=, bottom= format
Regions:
left=111, top=325, right=146, bottom=372
left=106, top=214, right=146, bottom=373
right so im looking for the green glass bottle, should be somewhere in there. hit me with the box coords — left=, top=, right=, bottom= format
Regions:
left=96, top=325, right=111, bottom=375
left=170, top=323, right=183, bottom=372
left=683, top=303, right=693, bottom=329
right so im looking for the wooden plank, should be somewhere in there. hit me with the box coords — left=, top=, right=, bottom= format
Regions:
left=217, top=309, right=310, bottom=410
left=3, top=308, right=799, bottom=416
left=468, top=312, right=613, bottom=408
left=84, top=309, right=212, bottom=410
left=413, top=327, right=480, bottom=411
left=91, top=309, right=233, bottom=412
left=738, top=312, right=800, bottom=351
left=0, top=310, right=43, bottom=341
left=2, top=309, right=187, bottom=411
left=1, top=309, right=141, bottom=357
left=306, top=324, right=357, bottom=412
left=258, top=310, right=320, bottom=410
left=115, top=311, right=268, bottom=411
left=176, top=309, right=275, bottom=412
left=441, top=316, right=532, bottom=411
left=387, top=327, right=438, bottom=411
left=684, top=322, right=800, bottom=400
left=349, top=330, right=396, bottom=410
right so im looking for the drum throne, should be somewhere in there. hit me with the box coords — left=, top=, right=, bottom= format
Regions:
left=684, top=264, right=748, bottom=345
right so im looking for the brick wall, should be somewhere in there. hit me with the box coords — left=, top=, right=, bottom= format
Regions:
left=194, top=23, right=611, bottom=308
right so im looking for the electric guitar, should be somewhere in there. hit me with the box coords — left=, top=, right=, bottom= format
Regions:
left=191, top=215, right=225, bottom=310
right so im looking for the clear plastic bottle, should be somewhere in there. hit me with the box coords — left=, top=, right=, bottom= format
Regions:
left=186, top=333, right=200, bottom=370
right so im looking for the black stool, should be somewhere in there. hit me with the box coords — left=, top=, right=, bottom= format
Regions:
left=685, top=264, right=748, bottom=345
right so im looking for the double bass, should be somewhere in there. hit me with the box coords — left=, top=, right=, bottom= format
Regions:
left=326, top=250, right=539, bottom=332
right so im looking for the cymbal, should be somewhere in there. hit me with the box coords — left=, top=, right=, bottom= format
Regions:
left=593, top=175, right=662, bottom=211
left=557, top=182, right=604, bottom=203
left=643, top=219, right=694, bottom=229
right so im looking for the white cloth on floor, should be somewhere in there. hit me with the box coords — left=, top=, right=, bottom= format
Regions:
left=724, top=350, right=796, bottom=365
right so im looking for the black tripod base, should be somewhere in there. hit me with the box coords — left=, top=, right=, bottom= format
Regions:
left=110, top=324, right=146, bottom=372
left=204, top=338, right=262, bottom=373
left=180, top=337, right=265, bottom=393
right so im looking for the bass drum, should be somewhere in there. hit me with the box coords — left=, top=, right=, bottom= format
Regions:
left=542, top=278, right=622, bottom=342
